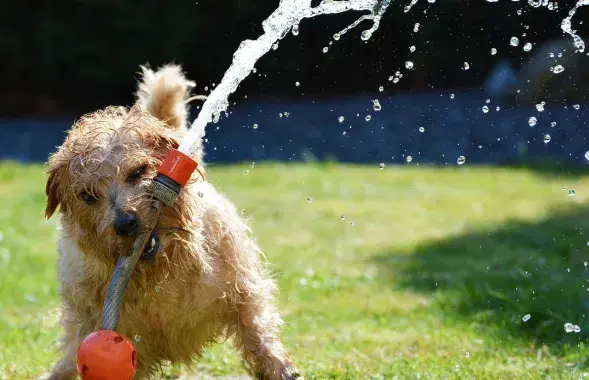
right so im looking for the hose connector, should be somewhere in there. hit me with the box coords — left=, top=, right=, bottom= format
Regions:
left=152, top=149, right=198, bottom=206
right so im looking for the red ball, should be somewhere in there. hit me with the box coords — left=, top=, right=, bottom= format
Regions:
left=77, top=330, right=138, bottom=380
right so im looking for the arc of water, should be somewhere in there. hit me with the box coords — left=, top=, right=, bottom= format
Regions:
left=178, top=0, right=392, bottom=158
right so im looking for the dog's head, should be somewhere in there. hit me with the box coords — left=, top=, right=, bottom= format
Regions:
left=45, top=105, right=195, bottom=261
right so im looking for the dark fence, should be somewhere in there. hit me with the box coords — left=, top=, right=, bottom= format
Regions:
left=2, top=90, right=588, bottom=166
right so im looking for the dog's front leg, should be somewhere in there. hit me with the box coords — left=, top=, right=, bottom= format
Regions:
left=48, top=311, right=97, bottom=380
left=232, top=294, right=301, bottom=380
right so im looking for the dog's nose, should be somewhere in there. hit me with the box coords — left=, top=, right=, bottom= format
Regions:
left=113, top=211, right=139, bottom=236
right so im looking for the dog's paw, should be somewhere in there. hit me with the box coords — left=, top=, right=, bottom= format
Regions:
left=255, top=367, right=303, bottom=380
left=281, top=367, right=304, bottom=380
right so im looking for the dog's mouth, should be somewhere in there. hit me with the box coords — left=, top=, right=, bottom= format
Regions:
left=140, top=226, right=160, bottom=261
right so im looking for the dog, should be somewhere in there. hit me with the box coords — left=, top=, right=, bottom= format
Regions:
left=45, top=64, right=300, bottom=379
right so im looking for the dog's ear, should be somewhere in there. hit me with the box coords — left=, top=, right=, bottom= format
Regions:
left=45, top=158, right=67, bottom=218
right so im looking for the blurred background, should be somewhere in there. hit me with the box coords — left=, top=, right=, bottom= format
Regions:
left=2, top=0, right=589, bottom=165
left=4, top=1, right=589, bottom=378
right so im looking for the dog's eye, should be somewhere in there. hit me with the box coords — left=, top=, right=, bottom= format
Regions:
left=80, top=190, right=99, bottom=205
left=128, top=165, right=148, bottom=182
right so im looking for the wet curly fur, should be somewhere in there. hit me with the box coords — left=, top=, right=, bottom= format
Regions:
left=45, top=64, right=299, bottom=379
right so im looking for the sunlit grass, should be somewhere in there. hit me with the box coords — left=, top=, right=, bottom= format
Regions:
left=1, top=161, right=589, bottom=379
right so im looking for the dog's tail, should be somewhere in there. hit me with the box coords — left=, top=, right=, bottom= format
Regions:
left=136, top=64, right=206, bottom=130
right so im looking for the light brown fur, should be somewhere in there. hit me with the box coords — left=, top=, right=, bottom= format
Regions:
left=46, top=64, right=299, bottom=380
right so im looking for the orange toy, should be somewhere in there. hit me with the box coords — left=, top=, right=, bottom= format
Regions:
left=77, top=330, right=137, bottom=380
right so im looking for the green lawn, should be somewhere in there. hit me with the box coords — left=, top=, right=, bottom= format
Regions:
left=1, top=161, right=589, bottom=379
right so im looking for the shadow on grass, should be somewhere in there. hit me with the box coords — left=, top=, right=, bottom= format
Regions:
left=373, top=205, right=589, bottom=350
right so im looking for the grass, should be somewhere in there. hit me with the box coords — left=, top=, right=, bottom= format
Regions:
left=1, top=160, right=589, bottom=379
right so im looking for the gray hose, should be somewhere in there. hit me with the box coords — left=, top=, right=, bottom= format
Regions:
left=100, top=205, right=162, bottom=330
left=100, top=176, right=181, bottom=330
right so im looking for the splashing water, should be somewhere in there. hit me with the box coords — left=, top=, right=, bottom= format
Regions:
left=178, top=0, right=392, bottom=157
left=176, top=0, right=588, bottom=159
left=561, top=0, right=589, bottom=53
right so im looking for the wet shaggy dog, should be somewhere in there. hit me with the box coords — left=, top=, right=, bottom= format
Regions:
left=45, top=65, right=299, bottom=379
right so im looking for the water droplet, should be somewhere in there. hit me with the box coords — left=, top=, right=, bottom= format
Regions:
left=544, top=134, right=551, bottom=143
left=522, top=314, right=531, bottom=322
left=574, top=325, right=582, bottom=333
left=409, top=45, right=416, bottom=52
left=569, top=189, right=576, bottom=196
left=585, top=261, right=588, bottom=267
left=134, top=334, right=142, bottom=342
left=406, top=155, right=413, bottom=163
left=333, top=33, right=340, bottom=41
left=482, top=105, right=489, bottom=113
left=536, top=103, right=544, bottom=112
left=465, top=351, right=470, bottom=358
left=413, top=23, right=420, bottom=32
left=243, top=170, right=249, bottom=175
left=457, top=156, right=466, bottom=165
left=553, top=65, right=565, bottom=74
left=419, top=127, right=425, bottom=132
left=338, top=116, right=345, bottom=123
left=510, top=37, right=520, bottom=46
left=361, top=30, right=372, bottom=40
left=574, top=104, right=581, bottom=110
left=450, top=93, right=455, bottom=99
left=523, top=42, right=533, bottom=52
left=295, top=81, right=300, bottom=87
left=528, top=117, right=537, bottom=127
left=491, top=48, right=497, bottom=55
left=252, top=124, right=258, bottom=129
left=372, top=99, right=382, bottom=111
left=365, top=115, right=372, bottom=121
left=485, top=98, right=491, bottom=104
left=496, top=106, right=501, bottom=111
left=340, top=215, right=346, bottom=220
left=585, top=151, right=589, bottom=161
left=564, top=323, right=574, bottom=333
left=306, top=197, right=312, bottom=202
left=463, top=62, right=470, bottom=70
left=551, top=121, right=557, bottom=127
left=350, top=221, right=356, bottom=227
left=379, top=163, right=385, bottom=170
left=155, top=285, right=162, bottom=293
left=292, top=25, right=299, bottom=36
left=322, top=47, right=329, bottom=53
left=342, top=131, right=347, bottom=136
left=378, top=86, right=384, bottom=92
left=240, top=208, right=246, bottom=215
left=393, top=77, right=399, bottom=83
left=284, top=112, right=289, bottom=117
left=272, top=42, right=279, bottom=50
left=405, top=61, right=414, bottom=70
